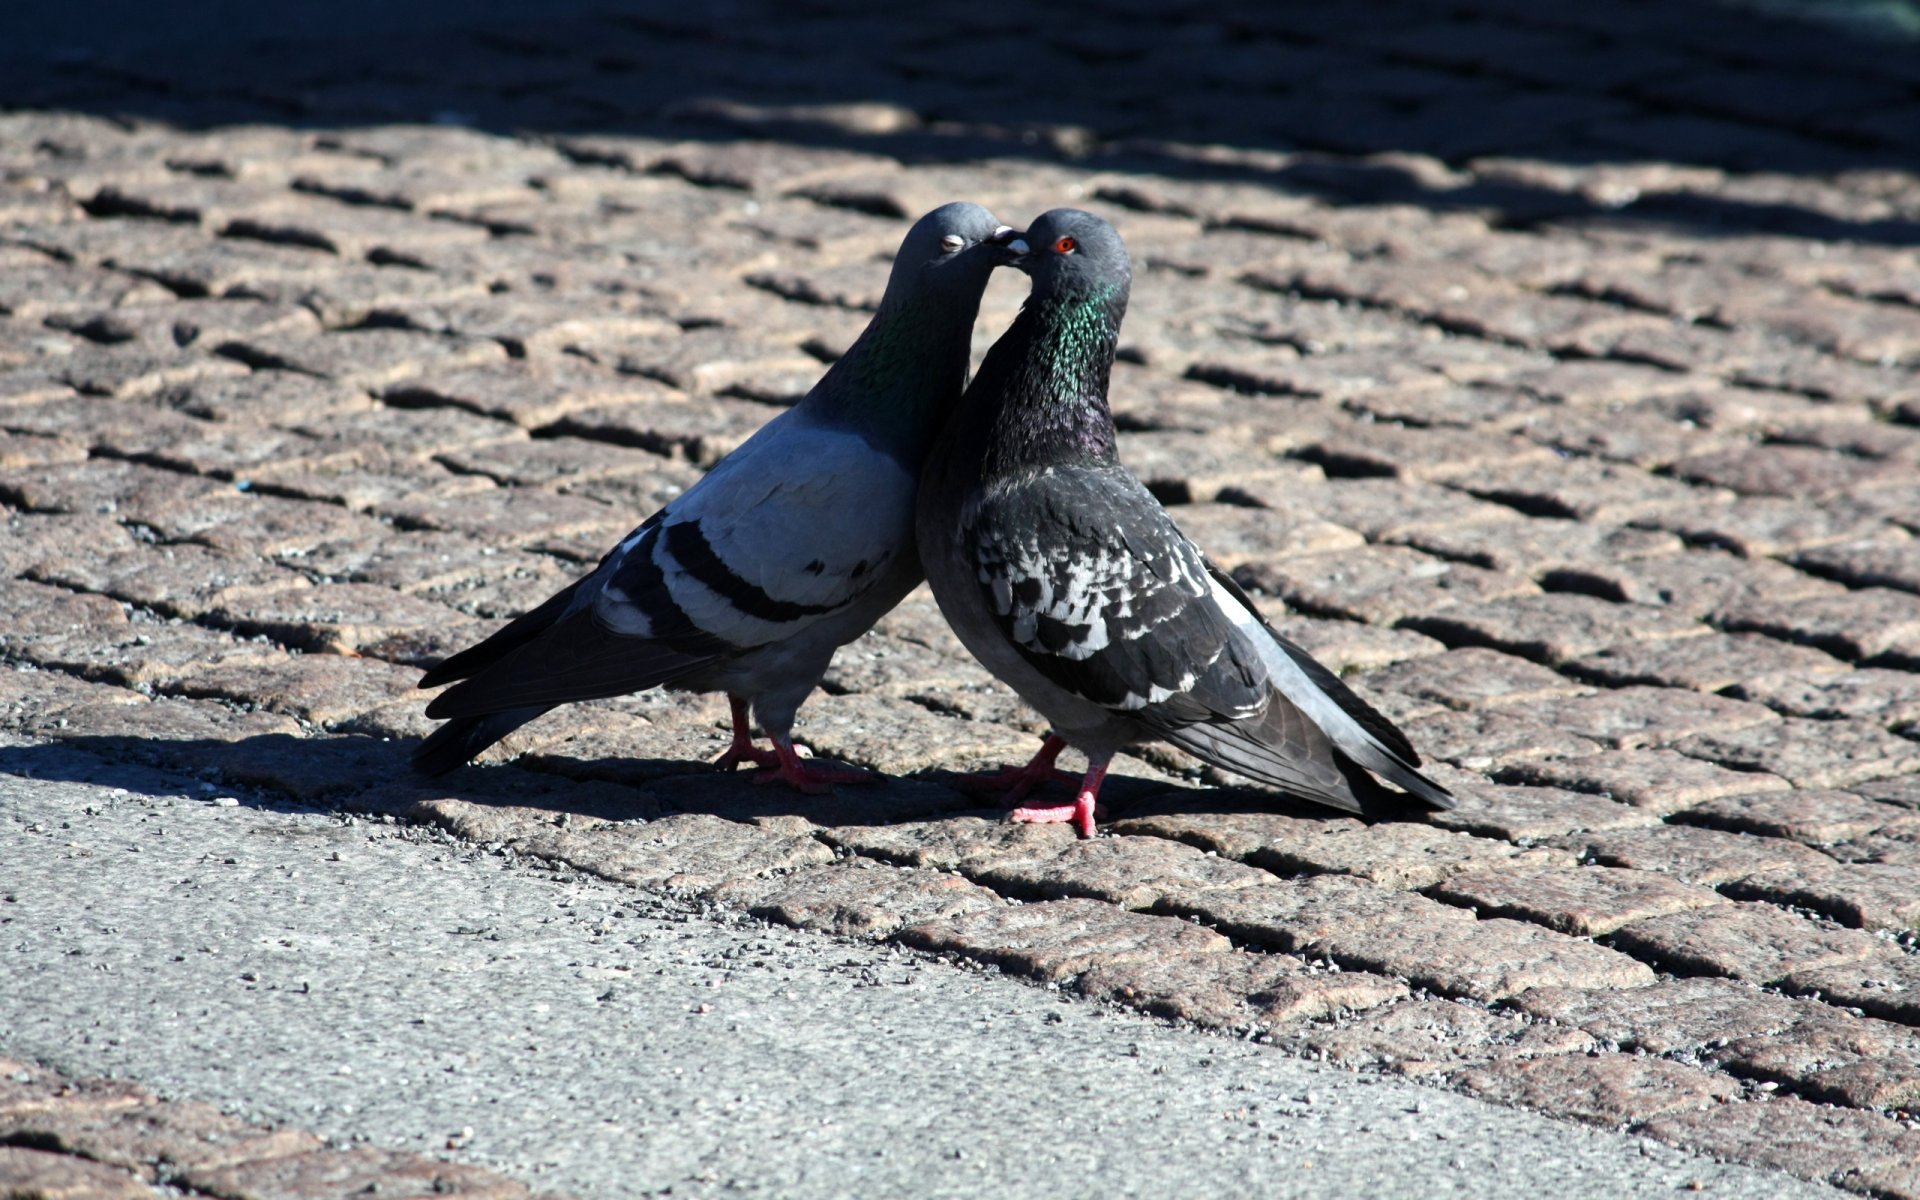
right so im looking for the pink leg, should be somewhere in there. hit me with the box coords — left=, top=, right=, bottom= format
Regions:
left=1011, top=754, right=1109, bottom=839
left=956, top=735, right=1077, bottom=805
left=712, top=696, right=781, bottom=771
left=752, top=735, right=875, bottom=794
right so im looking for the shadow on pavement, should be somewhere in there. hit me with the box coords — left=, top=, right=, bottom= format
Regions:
left=1, top=730, right=1428, bottom=833
left=3, top=0, right=1918, bottom=245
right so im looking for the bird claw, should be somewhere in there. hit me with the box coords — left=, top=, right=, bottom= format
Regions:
left=712, top=742, right=782, bottom=772
left=1010, top=795, right=1102, bottom=839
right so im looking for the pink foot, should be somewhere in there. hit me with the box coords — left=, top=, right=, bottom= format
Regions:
left=711, top=695, right=782, bottom=772
left=1009, top=756, right=1109, bottom=839
left=957, top=735, right=1073, bottom=806
left=752, top=737, right=875, bottom=795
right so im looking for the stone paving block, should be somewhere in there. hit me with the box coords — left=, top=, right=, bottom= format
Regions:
left=0, top=429, right=87, bottom=474
left=1566, top=822, right=1837, bottom=886
left=0, top=1095, right=322, bottom=1180
left=1675, top=717, right=1920, bottom=789
left=0, top=665, right=149, bottom=734
left=206, top=582, right=473, bottom=658
left=1111, top=800, right=1367, bottom=861
left=1566, top=633, right=1848, bottom=695
left=1715, top=1008, right=1920, bottom=1109
left=19, top=616, right=289, bottom=693
left=244, top=452, right=498, bottom=513
left=792, top=691, right=1042, bottom=778
left=820, top=631, right=1001, bottom=700
left=1236, top=477, right=1523, bottom=543
left=167, top=493, right=395, bottom=560
left=1449, top=456, right=1726, bottom=522
left=514, top=812, right=833, bottom=895
left=1643, top=1096, right=1920, bottom=1186
left=1675, top=789, right=1920, bottom=846
left=1161, top=503, right=1363, bottom=570
left=376, top=486, right=626, bottom=548
left=1292, top=420, right=1556, bottom=481
left=1352, top=646, right=1591, bottom=715
left=1238, top=544, right=1537, bottom=625
left=1543, top=549, right=1845, bottom=619
left=1299, top=998, right=1596, bottom=1075
left=1510, top=976, right=1806, bottom=1056
left=1155, top=871, right=1470, bottom=952
left=180, top=1146, right=534, bottom=1200
left=548, top=395, right=788, bottom=468
left=433, top=435, right=673, bottom=490
left=1509, top=404, right=1745, bottom=468
left=1638, top=495, right=1902, bottom=558
left=382, top=358, right=662, bottom=428
left=1453, top=1053, right=1738, bottom=1127
left=0, top=255, right=175, bottom=320
left=220, top=327, right=506, bottom=389
left=822, top=815, right=1081, bottom=874
left=1609, top=902, right=1894, bottom=984
left=1786, top=956, right=1920, bottom=1027
left=1402, top=519, right=1683, bottom=578
left=1119, top=429, right=1322, bottom=504
left=1795, top=537, right=1920, bottom=595
left=971, top=835, right=1275, bottom=910
left=0, top=512, right=137, bottom=578
left=157, top=370, right=374, bottom=424
left=893, top=898, right=1231, bottom=984
left=1718, top=587, right=1920, bottom=665
left=1726, top=862, right=1920, bottom=932
left=1500, top=748, right=1792, bottom=815
left=708, top=860, right=1000, bottom=939
left=1252, top=819, right=1574, bottom=889
left=1397, top=707, right=1604, bottom=770
left=1528, top=686, right=1778, bottom=751
left=1428, top=865, right=1724, bottom=937
left=30, top=544, right=312, bottom=622
left=1400, top=591, right=1708, bottom=665
left=175, top=654, right=423, bottom=727
left=30, top=693, right=303, bottom=762
left=1076, top=953, right=1408, bottom=1029
left=0, top=1145, right=157, bottom=1199
left=1265, top=615, right=1446, bottom=673
left=1671, top=443, right=1911, bottom=499
left=0, top=457, right=229, bottom=522
left=1419, top=767, right=1659, bottom=841
left=46, top=295, right=320, bottom=352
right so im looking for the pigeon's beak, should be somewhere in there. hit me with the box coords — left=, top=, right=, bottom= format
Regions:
left=988, top=225, right=1029, bottom=265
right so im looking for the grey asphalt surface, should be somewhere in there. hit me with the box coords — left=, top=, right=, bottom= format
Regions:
left=0, top=739, right=1842, bottom=1200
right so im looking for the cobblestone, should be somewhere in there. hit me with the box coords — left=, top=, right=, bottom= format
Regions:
left=8, top=2, right=1920, bottom=1188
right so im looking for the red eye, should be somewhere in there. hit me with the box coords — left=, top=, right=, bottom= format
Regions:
left=1055, top=236, right=1077, bottom=254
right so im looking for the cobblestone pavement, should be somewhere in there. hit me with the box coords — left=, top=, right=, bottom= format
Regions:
left=4, top=0, right=1920, bottom=1195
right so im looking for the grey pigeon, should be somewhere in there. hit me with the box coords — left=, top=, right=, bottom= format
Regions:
left=415, top=203, right=1023, bottom=790
left=916, top=209, right=1454, bottom=835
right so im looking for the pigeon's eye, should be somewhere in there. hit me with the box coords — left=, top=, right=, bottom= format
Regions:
left=940, top=234, right=965, bottom=253
left=1055, top=236, right=1077, bottom=254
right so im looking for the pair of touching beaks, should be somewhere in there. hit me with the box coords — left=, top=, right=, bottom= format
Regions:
left=989, top=224, right=1031, bottom=259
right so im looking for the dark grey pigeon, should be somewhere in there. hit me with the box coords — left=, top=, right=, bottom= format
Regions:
left=415, top=203, right=1024, bottom=791
left=916, top=209, right=1454, bottom=836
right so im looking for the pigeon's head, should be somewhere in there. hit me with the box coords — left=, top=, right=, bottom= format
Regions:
left=1010, top=208, right=1130, bottom=302
left=882, top=202, right=1025, bottom=306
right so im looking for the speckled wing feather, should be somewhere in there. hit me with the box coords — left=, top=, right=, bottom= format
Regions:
left=963, top=463, right=1450, bottom=812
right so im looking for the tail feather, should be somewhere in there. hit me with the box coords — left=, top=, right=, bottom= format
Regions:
left=411, top=705, right=550, bottom=776
left=418, top=577, right=587, bottom=690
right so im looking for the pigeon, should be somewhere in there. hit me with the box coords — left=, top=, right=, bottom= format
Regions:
left=915, top=209, right=1454, bottom=836
left=414, top=202, right=1025, bottom=790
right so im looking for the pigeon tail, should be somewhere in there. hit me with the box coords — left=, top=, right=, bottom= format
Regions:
left=411, top=705, right=549, bottom=776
